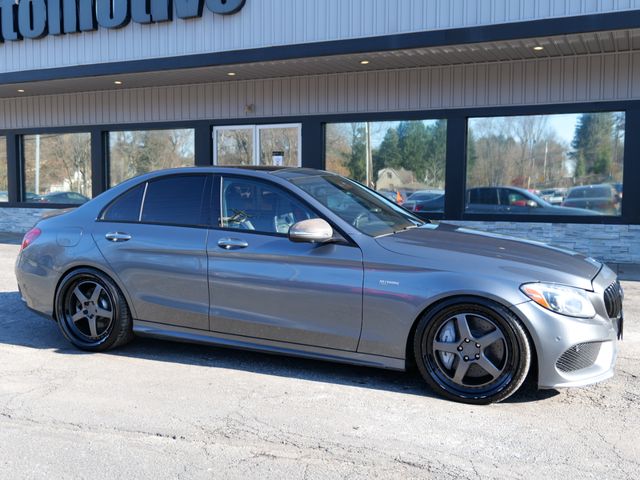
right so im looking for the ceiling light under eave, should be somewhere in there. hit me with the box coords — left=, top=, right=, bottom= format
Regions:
left=114, top=80, right=123, bottom=85
left=533, top=46, right=544, bottom=51
left=360, top=60, right=370, bottom=65
left=17, top=89, right=25, bottom=93
left=227, top=72, right=237, bottom=77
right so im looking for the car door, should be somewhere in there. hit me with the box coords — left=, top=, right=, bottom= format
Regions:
left=92, top=174, right=212, bottom=330
left=207, top=175, right=364, bottom=351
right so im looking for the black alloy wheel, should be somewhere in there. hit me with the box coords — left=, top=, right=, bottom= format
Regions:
left=414, top=298, right=531, bottom=404
left=55, top=268, right=134, bottom=352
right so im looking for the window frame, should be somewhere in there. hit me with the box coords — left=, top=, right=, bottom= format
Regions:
left=107, top=128, right=197, bottom=188
left=463, top=110, right=626, bottom=221
left=213, top=123, right=302, bottom=168
left=18, top=130, right=93, bottom=207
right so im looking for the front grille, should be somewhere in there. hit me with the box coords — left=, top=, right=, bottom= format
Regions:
left=556, top=342, right=602, bottom=372
left=604, top=281, right=623, bottom=319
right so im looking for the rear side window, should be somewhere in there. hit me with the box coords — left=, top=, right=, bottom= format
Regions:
left=469, top=188, right=498, bottom=205
left=141, top=175, right=208, bottom=227
left=102, top=184, right=145, bottom=222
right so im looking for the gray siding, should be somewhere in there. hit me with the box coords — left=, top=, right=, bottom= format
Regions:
left=0, top=0, right=638, bottom=74
left=1, top=52, right=638, bottom=129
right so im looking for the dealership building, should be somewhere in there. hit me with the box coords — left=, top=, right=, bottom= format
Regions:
left=0, top=0, right=639, bottom=266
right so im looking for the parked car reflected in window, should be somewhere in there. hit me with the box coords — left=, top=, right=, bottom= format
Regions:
left=466, top=186, right=596, bottom=215
left=403, top=190, right=445, bottom=213
left=39, top=192, right=90, bottom=205
left=562, top=184, right=621, bottom=215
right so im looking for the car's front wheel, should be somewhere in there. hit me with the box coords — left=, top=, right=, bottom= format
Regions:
left=55, top=268, right=134, bottom=351
left=414, top=298, right=531, bottom=404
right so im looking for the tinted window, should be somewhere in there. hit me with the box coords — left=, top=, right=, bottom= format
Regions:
left=222, top=178, right=315, bottom=234
left=102, top=184, right=145, bottom=222
left=469, top=188, right=498, bottom=205
left=141, top=175, right=208, bottom=226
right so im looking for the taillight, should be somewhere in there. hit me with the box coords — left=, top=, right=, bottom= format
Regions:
left=414, top=205, right=423, bottom=212
left=21, top=227, right=41, bottom=251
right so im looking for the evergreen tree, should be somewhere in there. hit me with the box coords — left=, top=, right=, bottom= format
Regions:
left=343, top=123, right=367, bottom=182
left=374, top=127, right=402, bottom=176
left=571, top=112, right=614, bottom=177
left=398, top=121, right=429, bottom=180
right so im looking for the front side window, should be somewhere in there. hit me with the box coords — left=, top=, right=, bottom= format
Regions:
left=109, top=129, right=195, bottom=187
left=290, top=174, right=423, bottom=237
left=221, top=178, right=315, bottom=234
left=467, top=112, right=624, bottom=216
left=23, top=133, right=92, bottom=204
left=325, top=120, right=447, bottom=214
left=0, top=137, right=6, bottom=202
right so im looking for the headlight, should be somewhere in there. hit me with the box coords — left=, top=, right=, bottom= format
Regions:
left=520, top=283, right=596, bottom=318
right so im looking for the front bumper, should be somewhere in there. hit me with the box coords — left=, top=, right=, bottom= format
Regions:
left=511, top=264, right=621, bottom=389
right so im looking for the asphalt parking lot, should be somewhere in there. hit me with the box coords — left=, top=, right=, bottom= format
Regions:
left=0, top=240, right=638, bottom=480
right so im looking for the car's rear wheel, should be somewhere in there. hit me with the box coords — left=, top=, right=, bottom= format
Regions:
left=55, top=268, right=134, bottom=351
left=414, top=298, right=531, bottom=404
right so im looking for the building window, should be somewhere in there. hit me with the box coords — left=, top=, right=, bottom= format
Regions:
left=467, top=112, right=624, bottom=216
left=213, top=124, right=301, bottom=167
left=109, top=129, right=195, bottom=187
left=0, top=137, right=6, bottom=202
left=23, top=133, right=92, bottom=204
left=325, top=120, right=447, bottom=213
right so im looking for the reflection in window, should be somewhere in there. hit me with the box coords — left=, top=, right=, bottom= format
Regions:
left=0, top=137, right=6, bottom=202
left=23, top=133, right=92, bottom=204
left=213, top=124, right=301, bottom=167
left=467, top=112, right=624, bottom=216
left=325, top=120, right=447, bottom=214
left=109, top=129, right=195, bottom=187
left=215, top=127, right=253, bottom=166
left=258, top=126, right=300, bottom=167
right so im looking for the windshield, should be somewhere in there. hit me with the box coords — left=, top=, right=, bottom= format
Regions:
left=290, top=175, right=424, bottom=237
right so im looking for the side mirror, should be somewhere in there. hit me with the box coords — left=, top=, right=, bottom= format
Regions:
left=289, top=218, right=334, bottom=243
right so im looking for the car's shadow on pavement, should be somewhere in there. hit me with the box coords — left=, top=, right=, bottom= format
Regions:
left=0, top=291, right=559, bottom=404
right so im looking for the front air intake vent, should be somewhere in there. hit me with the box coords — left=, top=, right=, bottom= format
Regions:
left=604, top=281, right=623, bottom=319
left=556, top=342, right=602, bottom=373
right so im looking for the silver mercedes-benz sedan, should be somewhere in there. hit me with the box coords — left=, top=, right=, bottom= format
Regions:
left=15, top=167, right=623, bottom=404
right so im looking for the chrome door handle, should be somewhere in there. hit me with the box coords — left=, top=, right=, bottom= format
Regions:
left=105, top=232, right=132, bottom=242
left=218, top=238, right=248, bottom=250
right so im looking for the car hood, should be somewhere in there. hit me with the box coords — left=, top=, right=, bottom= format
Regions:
left=375, top=223, right=601, bottom=291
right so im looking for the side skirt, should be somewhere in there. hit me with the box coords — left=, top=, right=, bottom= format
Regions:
left=133, top=320, right=406, bottom=371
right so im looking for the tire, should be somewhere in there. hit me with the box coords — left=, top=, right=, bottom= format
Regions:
left=413, top=297, right=531, bottom=404
left=55, top=268, right=134, bottom=352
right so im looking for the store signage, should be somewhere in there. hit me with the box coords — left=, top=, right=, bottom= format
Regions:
left=0, top=0, right=246, bottom=42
